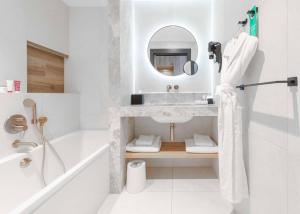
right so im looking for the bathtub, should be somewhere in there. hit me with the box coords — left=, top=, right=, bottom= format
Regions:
left=0, top=130, right=110, bottom=214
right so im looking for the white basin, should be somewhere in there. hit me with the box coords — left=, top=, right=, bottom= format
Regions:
left=151, top=115, right=193, bottom=123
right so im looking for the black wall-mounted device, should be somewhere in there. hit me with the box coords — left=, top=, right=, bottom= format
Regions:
left=208, top=42, right=222, bottom=73
left=131, top=94, right=144, bottom=105
left=207, top=98, right=214, bottom=105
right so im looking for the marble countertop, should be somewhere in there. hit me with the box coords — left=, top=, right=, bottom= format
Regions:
left=120, top=104, right=218, bottom=117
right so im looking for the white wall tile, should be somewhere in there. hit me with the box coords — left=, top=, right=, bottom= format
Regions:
left=0, top=93, right=80, bottom=159
left=249, top=134, right=287, bottom=214
left=287, top=155, right=300, bottom=214
left=240, top=0, right=299, bottom=213
left=65, top=7, right=109, bottom=129
left=245, top=0, right=288, bottom=150
left=287, top=1, right=300, bottom=213
left=0, top=0, right=69, bottom=91
left=287, top=0, right=300, bottom=157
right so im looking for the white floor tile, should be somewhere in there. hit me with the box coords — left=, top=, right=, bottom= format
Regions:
left=144, top=179, right=173, bottom=192
left=173, top=166, right=219, bottom=192
left=173, top=179, right=219, bottom=192
left=109, top=191, right=172, bottom=214
left=97, top=194, right=120, bottom=214
left=172, top=192, right=233, bottom=214
left=98, top=167, right=231, bottom=214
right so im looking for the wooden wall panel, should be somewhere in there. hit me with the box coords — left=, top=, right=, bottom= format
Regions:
left=27, top=45, right=64, bottom=93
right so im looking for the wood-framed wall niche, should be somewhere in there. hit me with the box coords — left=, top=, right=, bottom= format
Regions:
left=27, top=41, right=68, bottom=93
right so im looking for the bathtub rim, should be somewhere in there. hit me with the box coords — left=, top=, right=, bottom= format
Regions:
left=10, top=143, right=109, bottom=214
left=0, top=130, right=109, bottom=164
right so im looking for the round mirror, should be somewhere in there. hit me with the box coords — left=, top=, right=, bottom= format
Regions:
left=183, top=61, right=198, bottom=76
left=148, top=25, right=198, bottom=76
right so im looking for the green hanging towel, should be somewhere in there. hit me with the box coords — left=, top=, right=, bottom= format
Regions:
left=249, top=6, right=258, bottom=36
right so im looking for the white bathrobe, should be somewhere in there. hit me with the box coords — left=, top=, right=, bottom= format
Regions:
left=216, top=32, right=258, bottom=203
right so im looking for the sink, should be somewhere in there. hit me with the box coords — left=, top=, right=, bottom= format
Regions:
left=151, top=115, right=193, bottom=123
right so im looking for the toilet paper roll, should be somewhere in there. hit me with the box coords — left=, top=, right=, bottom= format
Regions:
left=126, top=160, right=146, bottom=194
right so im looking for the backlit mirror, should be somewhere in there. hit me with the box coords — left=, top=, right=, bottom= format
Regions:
left=148, top=25, right=198, bottom=76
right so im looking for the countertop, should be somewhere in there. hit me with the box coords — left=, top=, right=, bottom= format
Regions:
left=120, top=104, right=218, bottom=117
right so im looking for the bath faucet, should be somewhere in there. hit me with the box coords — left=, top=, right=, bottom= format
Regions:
left=20, top=158, right=32, bottom=168
left=12, top=140, right=38, bottom=148
left=38, top=116, right=48, bottom=136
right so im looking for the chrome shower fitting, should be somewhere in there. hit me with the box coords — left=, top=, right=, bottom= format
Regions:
left=23, top=98, right=38, bottom=124
left=38, top=116, right=48, bottom=135
left=12, top=140, right=38, bottom=148
left=20, top=158, right=32, bottom=168
left=174, top=85, right=179, bottom=92
left=4, top=114, right=28, bottom=134
left=166, top=85, right=172, bottom=92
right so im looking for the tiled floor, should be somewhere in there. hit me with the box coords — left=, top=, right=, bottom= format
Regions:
left=97, top=167, right=233, bottom=214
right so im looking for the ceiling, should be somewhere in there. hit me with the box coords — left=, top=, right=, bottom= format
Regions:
left=61, top=0, right=107, bottom=7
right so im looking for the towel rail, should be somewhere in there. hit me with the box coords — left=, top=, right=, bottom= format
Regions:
left=236, top=77, right=298, bottom=90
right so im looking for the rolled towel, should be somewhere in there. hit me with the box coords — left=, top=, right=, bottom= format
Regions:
left=135, top=135, right=155, bottom=146
left=193, top=134, right=215, bottom=147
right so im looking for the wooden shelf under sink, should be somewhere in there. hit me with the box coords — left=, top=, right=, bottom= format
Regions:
left=125, top=142, right=218, bottom=159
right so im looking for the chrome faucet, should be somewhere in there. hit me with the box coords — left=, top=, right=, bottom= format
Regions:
left=166, top=85, right=172, bottom=92
left=12, top=140, right=38, bottom=148
left=174, top=85, right=179, bottom=92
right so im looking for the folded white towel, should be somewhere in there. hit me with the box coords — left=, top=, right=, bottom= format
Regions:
left=185, top=139, right=218, bottom=153
left=193, top=134, right=215, bottom=147
left=135, top=135, right=155, bottom=146
left=127, top=136, right=162, bottom=153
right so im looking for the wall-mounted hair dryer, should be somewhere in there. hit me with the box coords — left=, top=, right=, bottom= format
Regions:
left=208, top=41, right=222, bottom=73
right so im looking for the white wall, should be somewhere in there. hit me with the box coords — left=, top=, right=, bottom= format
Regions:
left=220, top=0, right=300, bottom=214
left=133, top=0, right=212, bottom=93
left=0, top=93, right=80, bottom=160
left=0, top=0, right=69, bottom=92
left=65, top=7, right=109, bottom=129
left=120, top=0, right=135, bottom=105
left=287, top=1, right=300, bottom=213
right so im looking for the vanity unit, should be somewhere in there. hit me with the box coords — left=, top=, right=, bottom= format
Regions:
left=117, top=22, right=220, bottom=166
left=120, top=101, right=218, bottom=160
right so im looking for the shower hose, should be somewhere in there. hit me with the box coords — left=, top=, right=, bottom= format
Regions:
left=35, top=125, right=66, bottom=186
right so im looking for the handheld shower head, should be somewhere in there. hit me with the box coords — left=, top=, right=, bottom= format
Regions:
left=23, top=98, right=36, bottom=107
left=23, top=99, right=37, bottom=124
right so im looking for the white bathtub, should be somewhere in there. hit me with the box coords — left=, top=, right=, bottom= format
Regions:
left=0, top=130, right=110, bottom=214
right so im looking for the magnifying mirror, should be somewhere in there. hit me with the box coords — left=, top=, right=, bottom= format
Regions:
left=183, top=61, right=198, bottom=76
